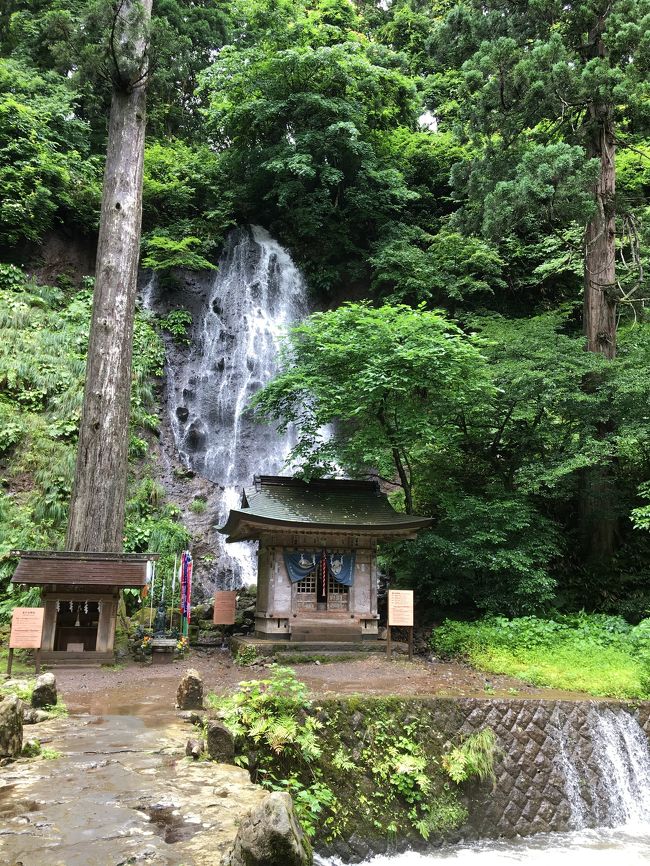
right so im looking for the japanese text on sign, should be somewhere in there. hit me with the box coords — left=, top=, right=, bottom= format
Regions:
left=388, top=590, right=413, bottom=627
left=9, top=607, right=44, bottom=649
left=213, top=591, right=237, bottom=625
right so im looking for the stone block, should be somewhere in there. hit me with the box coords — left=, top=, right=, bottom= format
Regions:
left=224, top=791, right=312, bottom=866
left=206, top=720, right=235, bottom=763
left=176, top=668, right=204, bottom=710
left=185, top=738, right=204, bottom=760
left=0, top=695, right=23, bottom=758
left=31, top=673, right=57, bottom=708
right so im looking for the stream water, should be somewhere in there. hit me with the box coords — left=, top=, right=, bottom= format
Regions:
left=315, top=827, right=650, bottom=865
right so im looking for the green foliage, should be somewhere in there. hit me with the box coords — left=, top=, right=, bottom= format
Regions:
left=0, top=266, right=186, bottom=618
left=198, top=2, right=420, bottom=290
left=0, top=58, right=101, bottom=245
left=234, top=644, right=259, bottom=666
left=432, top=614, right=650, bottom=699
left=252, top=302, right=492, bottom=512
left=189, top=497, right=207, bottom=515
left=21, top=738, right=42, bottom=757
left=209, top=673, right=468, bottom=844
left=442, top=728, right=497, bottom=784
left=210, top=665, right=322, bottom=760
left=158, top=309, right=194, bottom=346
left=142, top=236, right=216, bottom=273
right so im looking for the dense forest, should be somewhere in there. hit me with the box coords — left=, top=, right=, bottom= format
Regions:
left=2, top=0, right=650, bottom=621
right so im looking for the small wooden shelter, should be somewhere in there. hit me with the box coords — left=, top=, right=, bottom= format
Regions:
left=11, top=551, right=158, bottom=664
left=219, top=476, right=432, bottom=642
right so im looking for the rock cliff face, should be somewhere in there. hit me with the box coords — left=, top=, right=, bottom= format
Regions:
left=141, top=225, right=308, bottom=597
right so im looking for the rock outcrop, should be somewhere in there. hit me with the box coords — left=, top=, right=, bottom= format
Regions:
left=0, top=694, right=23, bottom=758
left=176, top=669, right=203, bottom=710
left=224, top=791, right=312, bottom=866
left=31, top=672, right=57, bottom=708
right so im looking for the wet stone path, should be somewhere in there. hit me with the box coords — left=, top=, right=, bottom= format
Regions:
left=0, top=701, right=265, bottom=866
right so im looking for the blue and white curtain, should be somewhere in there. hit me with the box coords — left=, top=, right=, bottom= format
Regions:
left=284, top=550, right=356, bottom=587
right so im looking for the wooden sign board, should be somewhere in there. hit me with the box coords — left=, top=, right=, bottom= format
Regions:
left=213, top=591, right=237, bottom=625
left=388, top=590, right=413, bottom=627
left=9, top=607, right=44, bottom=649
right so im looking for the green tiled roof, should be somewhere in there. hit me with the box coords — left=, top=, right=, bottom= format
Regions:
left=218, top=476, right=432, bottom=541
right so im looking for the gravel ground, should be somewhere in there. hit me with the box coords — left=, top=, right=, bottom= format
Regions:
left=53, top=648, right=597, bottom=716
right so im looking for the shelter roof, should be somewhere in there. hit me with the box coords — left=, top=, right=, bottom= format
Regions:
left=218, top=476, right=432, bottom=542
left=11, top=551, right=158, bottom=587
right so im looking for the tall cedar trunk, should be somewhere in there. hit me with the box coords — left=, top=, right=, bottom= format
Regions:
left=579, top=18, right=618, bottom=565
left=583, top=26, right=617, bottom=359
left=66, top=0, right=153, bottom=552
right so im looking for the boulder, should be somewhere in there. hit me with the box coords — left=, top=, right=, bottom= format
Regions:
left=31, top=672, right=57, bottom=708
left=224, top=791, right=312, bottom=866
left=21, top=702, right=49, bottom=725
left=185, top=738, right=205, bottom=760
left=176, top=668, right=203, bottom=710
left=0, top=695, right=23, bottom=758
left=206, top=720, right=235, bottom=763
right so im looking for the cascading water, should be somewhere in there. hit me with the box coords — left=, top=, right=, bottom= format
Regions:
left=317, top=706, right=650, bottom=865
left=144, top=225, right=308, bottom=589
left=550, top=705, right=650, bottom=830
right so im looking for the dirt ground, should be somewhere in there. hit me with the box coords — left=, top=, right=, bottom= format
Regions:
left=53, top=647, right=598, bottom=715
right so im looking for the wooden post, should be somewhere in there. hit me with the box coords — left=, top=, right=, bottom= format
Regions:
left=35, top=649, right=41, bottom=675
left=408, top=626, right=413, bottom=661
left=386, top=625, right=392, bottom=660
left=6, top=648, right=13, bottom=677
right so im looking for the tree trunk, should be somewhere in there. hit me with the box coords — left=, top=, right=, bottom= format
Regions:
left=577, top=20, right=619, bottom=568
left=66, top=0, right=153, bottom=552
left=583, top=27, right=617, bottom=359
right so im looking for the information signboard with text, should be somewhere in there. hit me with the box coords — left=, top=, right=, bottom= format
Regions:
left=213, top=591, right=237, bottom=625
left=9, top=607, right=44, bottom=649
left=388, top=590, right=413, bottom=627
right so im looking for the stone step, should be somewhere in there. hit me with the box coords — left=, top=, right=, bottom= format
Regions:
left=290, top=628, right=362, bottom=643
left=232, top=636, right=383, bottom=654
left=40, top=651, right=115, bottom=666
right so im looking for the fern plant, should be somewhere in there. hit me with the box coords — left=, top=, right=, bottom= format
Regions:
left=442, top=728, right=498, bottom=784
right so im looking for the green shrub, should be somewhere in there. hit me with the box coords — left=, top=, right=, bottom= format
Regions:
left=432, top=614, right=649, bottom=699
left=234, top=644, right=258, bottom=666
left=190, top=497, right=207, bottom=514
left=159, top=309, right=193, bottom=345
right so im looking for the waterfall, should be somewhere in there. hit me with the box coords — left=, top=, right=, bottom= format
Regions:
left=558, top=706, right=650, bottom=829
left=144, top=225, right=308, bottom=589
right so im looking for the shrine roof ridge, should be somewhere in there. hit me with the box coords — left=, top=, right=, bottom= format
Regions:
left=11, top=550, right=160, bottom=561
left=218, top=475, right=433, bottom=542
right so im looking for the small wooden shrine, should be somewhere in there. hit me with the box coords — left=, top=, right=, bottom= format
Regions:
left=219, top=476, right=432, bottom=642
left=11, top=551, right=158, bottom=664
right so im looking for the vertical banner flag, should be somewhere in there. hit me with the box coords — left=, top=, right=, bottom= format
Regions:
left=180, top=551, right=193, bottom=636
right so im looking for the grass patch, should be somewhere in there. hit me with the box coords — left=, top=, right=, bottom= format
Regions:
left=432, top=614, right=650, bottom=700
left=1, top=679, right=34, bottom=702
left=45, top=700, right=68, bottom=718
